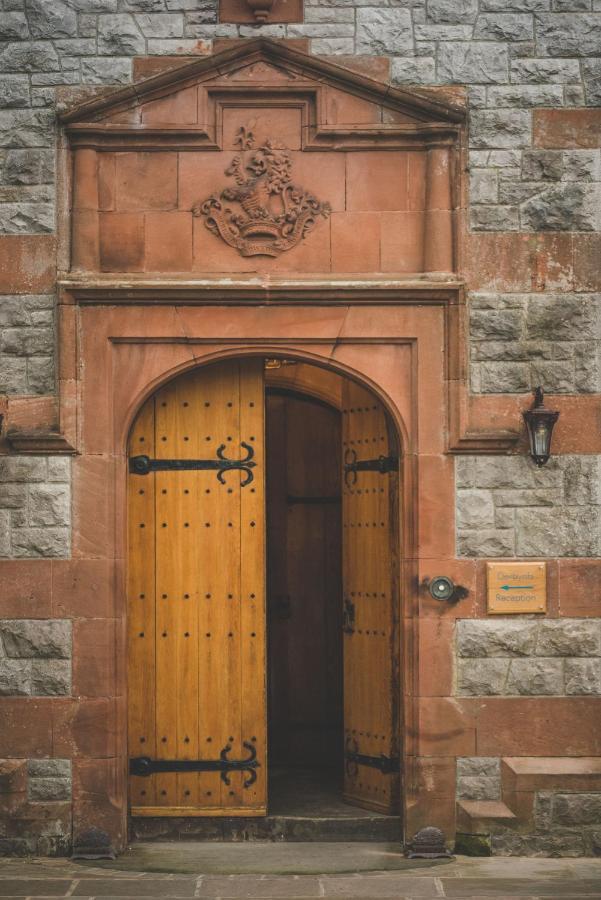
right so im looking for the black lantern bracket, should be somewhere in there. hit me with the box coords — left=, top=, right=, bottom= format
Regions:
left=522, top=387, right=560, bottom=467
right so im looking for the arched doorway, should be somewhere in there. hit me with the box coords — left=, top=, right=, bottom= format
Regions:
left=126, top=357, right=401, bottom=827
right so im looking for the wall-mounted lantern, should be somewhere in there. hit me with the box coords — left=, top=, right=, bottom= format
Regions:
left=522, top=387, right=559, bottom=467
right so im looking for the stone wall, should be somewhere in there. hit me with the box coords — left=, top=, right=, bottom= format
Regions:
left=0, top=294, right=55, bottom=395
left=0, top=618, right=71, bottom=696
left=0, top=757, right=72, bottom=856
left=456, top=618, right=601, bottom=696
left=456, top=456, right=601, bottom=558
left=0, top=457, right=71, bottom=558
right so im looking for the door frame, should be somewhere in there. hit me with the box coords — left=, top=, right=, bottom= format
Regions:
left=60, top=290, right=476, bottom=853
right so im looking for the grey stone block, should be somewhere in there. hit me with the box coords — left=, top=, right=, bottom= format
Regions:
left=536, top=14, right=601, bottom=57
left=537, top=620, right=601, bottom=657
left=457, top=658, right=509, bottom=694
left=562, top=149, right=601, bottom=182
left=438, top=42, right=509, bottom=85
left=0, top=110, right=55, bottom=149
left=0, top=457, right=47, bottom=483
left=582, top=58, right=601, bottom=105
left=0, top=659, right=30, bottom=696
left=487, top=84, right=564, bottom=107
left=3, top=149, right=55, bottom=185
left=0, top=619, right=71, bottom=659
left=356, top=8, right=413, bottom=55
left=97, top=14, right=146, bottom=55
left=565, top=659, right=601, bottom=694
left=470, top=307, right=524, bottom=340
left=136, top=13, right=184, bottom=36
left=457, top=527, right=515, bottom=557
left=27, top=758, right=71, bottom=778
left=28, top=777, right=71, bottom=802
left=493, top=488, right=562, bottom=507
left=0, top=13, right=30, bottom=40
left=427, top=0, right=479, bottom=24
left=563, top=456, right=601, bottom=506
left=81, top=57, right=133, bottom=84
left=479, top=361, right=530, bottom=391
left=0, top=485, right=28, bottom=509
left=457, top=756, right=501, bottom=776
left=0, top=41, right=60, bottom=73
left=391, top=57, right=436, bottom=85
left=516, top=507, right=601, bottom=557
left=470, top=169, right=499, bottom=204
left=31, top=660, right=71, bottom=696
left=491, top=828, right=585, bottom=857
left=482, top=0, right=549, bottom=9
left=521, top=183, right=601, bottom=231
left=526, top=295, right=601, bottom=342
left=511, top=58, right=581, bottom=83
left=0, top=510, right=12, bottom=556
left=10, top=526, right=70, bottom=558
left=470, top=109, right=532, bottom=149
left=28, top=485, right=70, bottom=528
left=456, top=489, right=495, bottom=529
left=506, top=658, right=564, bottom=694
left=457, top=619, right=539, bottom=657
left=26, top=0, right=78, bottom=38
left=552, top=793, right=601, bottom=826
left=26, top=356, right=55, bottom=394
left=470, top=205, right=520, bottom=231
left=0, top=75, right=30, bottom=109
left=474, top=14, right=534, bottom=41
left=522, top=150, right=563, bottom=181
left=457, top=775, right=501, bottom=800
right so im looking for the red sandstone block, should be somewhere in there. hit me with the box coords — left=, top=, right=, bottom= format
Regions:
left=0, top=560, right=52, bottom=618
left=465, top=697, right=601, bottom=756
left=115, top=152, right=178, bottom=211
left=72, top=619, right=117, bottom=699
left=52, top=559, right=114, bottom=619
left=418, top=619, right=455, bottom=697
left=145, top=211, right=193, bottom=272
left=573, top=234, right=601, bottom=291
left=0, top=700, right=53, bottom=757
left=0, top=235, right=56, bottom=294
left=52, top=698, right=119, bottom=759
left=99, top=212, right=144, bottom=272
left=559, top=559, right=601, bottom=617
left=416, top=698, right=476, bottom=757
left=534, top=109, right=601, bottom=149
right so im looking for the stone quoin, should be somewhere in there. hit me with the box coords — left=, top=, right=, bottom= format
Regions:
left=0, top=1, right=599, bottom=863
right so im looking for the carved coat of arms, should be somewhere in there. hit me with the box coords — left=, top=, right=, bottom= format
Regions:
left=193, top=127, right=331, bottom=258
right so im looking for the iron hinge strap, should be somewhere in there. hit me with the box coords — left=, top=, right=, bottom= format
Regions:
left=129, top=741, right=259, bottom=788
left=129, top=442, right=256, bottom=487
left=345, top=740, right=399, bottom=776
left=344, top=449, right=398, bottom=486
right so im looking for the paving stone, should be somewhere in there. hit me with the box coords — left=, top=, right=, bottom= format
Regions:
left=71, top=878, right=201, bottom=896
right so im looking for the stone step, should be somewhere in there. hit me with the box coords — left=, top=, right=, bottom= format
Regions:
left=456, top=800, right=517, bottom=835
left=130, top=814, right=401, bottom=843
left=501, top=756, right=601, bottom=829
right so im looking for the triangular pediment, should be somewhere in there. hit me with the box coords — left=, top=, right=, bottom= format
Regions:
left=61, top=38, right=464, bottom=151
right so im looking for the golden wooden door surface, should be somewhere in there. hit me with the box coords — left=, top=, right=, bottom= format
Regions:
left=341, top=379, right=400, bottom=814
left=127, top=359, right=266, bottom=816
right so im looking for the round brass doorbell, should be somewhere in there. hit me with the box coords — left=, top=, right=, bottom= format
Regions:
left=428, top=576, right=455, bottom=601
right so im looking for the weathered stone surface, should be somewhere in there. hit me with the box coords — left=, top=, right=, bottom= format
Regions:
left=470, top=110, right=532, bottom=149
left=521, top=183, right=601, bottom=231
left=457, top=527, right=515, bottom=557
left=97, top=14, right=146, bottom=55
left=516, top=508, right=601, bottom=557
left=506, top=658, right=564, bottom=695
left=427, top=0, right=479, bottom=24
left=479, top=361, right=530, bottom=391
left=457, top=658, right=509, bottom=694
left=456, top=489, right=495, bottom=529
left=510, top=57, right=582, bottom=83
left=552, top=793, right=601, bottom=826
left=562, top=149, right=601, bottom=182
left=457, top=619, right=539, bottom=657
left=457, top=775, right=501, bottom=800
left=470, top=205, right=520, bottom=231
left=537, top=620, right=601, bottom=657
left=0, top=12, right=30, bottom=39
left=28, top=776, right=71, bottom=802
left=536, top=14, right=601, bottom=57
left=81, top=57, right=133, bottom=84
left=136, top=13, right=184, bottom=37
left=0, top=41, right=60, bottom=73
left=391, top=57, right=436, bottom=85
left=565, top=660, right=601, bottom=695
left=0, top=76, right=30, bottom=109
left=28, top=485, right=70, bottom=527
left=30, top=659, right=71, bottom=695
left=355, top=9, right=412, bottom=55
left=0, top=659, right=31, bottom=696
left=27, top=759, right=71, bottom=778
left=0, top=620, right=71, bottom=659
left=491, top=828, right=585, bottom=857
left=26, top=0, right=77, bottom=39
left=2, top=149, right=54, bottom=185
left=9, top=526, right=70, bottom=558
left=457, top=757, right=501, bottom=777
left=522, top=150, right=563, bottom=181
left=526, top=295, right=600, bottom=341
left=438, top=43, right=509, bottom=85
left=470, top=307, right=523, bottom=340
left=474, top=14, right=534, bottom=41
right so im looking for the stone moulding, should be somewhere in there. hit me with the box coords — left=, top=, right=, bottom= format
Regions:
left=57, top=275, right=519, bottom=456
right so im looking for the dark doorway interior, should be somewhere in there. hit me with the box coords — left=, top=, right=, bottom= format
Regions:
left=266, top=388, right=344, bottom=814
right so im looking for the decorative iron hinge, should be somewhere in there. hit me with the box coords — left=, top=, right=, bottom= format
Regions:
left=344, top=449, right=398, bottom=486
left=129, top=741, right=259, bottom=787
left=342, top=597, right=356, bottom=634
left=345, top=738, right=399, bottom=776
left=129, top=442, right=256, bottom=487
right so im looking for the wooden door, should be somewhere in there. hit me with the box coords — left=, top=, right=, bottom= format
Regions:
left=266, top=390, right=342, bottom=768
left=341, top=380, right=400, bottom=814
left=127, top=359, right=266, bottom=816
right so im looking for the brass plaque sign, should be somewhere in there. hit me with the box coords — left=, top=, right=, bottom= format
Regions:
left=487, top=562, right=546, bottom=615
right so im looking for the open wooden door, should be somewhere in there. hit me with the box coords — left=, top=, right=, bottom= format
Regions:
left=127, top=359, right=266, bottom=816
left=341, top=380, right=400, bottom=814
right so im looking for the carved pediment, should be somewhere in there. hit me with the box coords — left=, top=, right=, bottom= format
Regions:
left=61, top=38, right=465, bottom=152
